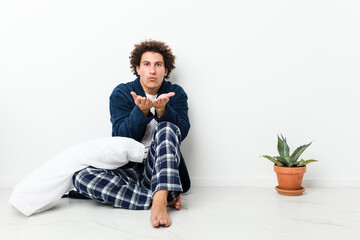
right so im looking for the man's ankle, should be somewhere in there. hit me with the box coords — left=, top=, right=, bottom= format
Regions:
left=152, top=190, right=168, bottom=204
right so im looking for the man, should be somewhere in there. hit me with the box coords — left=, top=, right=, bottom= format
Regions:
left=72, top=40, right=191, bottom=227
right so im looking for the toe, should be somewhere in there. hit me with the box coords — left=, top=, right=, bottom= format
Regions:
left=163, top=219, right=171, bottom=227
left=160, top=219, right=166, bottom=226
left=150, top=215, right=159, bottom=227
left=152, top=220, right=160, bottom=227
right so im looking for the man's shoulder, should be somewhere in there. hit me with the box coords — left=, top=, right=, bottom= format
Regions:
left=113, top=78, right=137, bottom=90
left=111, top=78, right=138, bottom=95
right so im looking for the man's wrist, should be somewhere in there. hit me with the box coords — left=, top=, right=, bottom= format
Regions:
left=155, top=107, right=165, bottom=117
left=141, top=109, right=150, bottom=116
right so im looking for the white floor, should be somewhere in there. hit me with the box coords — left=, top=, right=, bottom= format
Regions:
left=1, top=186, right=360, bottom=240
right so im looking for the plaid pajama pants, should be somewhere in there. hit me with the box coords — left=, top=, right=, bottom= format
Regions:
left=72, top=122, right=183, bottom=210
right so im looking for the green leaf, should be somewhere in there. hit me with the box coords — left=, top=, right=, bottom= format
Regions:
left=297, top=159, right=318, bottom=167
left=292, top=159, right=304, bottom=167
left=274, top=156, right=287, bottom=166
left=277, top=135, right=290, bottom=165
left=260, top=155, right=284, bottom=166
left=290, top=142, right=312, bottom=164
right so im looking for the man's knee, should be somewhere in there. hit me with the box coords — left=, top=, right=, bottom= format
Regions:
left=156, top=121, right=178, bottom=130
left=154, top=121, right=181, bottom=141
left=72, top=167, right=95, bottom=188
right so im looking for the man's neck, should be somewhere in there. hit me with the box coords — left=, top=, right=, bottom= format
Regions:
left=140, top=81, right=160, bottom=95
left=144, top=89, right=159, bottom=95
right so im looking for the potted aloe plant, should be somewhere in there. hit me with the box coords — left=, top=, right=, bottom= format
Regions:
left=261, top=135, right=318, bottom=196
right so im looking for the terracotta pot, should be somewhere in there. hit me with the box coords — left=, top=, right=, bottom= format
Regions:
left=274, top=165, right=306, bottom=190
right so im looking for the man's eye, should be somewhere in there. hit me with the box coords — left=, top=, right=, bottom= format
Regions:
left=156, top=64, right=162, bottom=67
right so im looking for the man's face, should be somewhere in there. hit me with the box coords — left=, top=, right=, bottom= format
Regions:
left=136, top=51, right=168, bottom=95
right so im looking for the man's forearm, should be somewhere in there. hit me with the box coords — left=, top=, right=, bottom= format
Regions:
left=141, top=109, right=150, bottom=116
left=155, top=107, right=165, bottom=117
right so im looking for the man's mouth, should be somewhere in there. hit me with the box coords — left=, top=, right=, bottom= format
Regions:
left=148, top=77, right=157, bottom=81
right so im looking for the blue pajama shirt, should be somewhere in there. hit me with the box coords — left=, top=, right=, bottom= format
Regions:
left=72, top=77, right=191, bottom=209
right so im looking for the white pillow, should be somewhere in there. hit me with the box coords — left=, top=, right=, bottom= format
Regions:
left=9, top=137, right=145, bottom=216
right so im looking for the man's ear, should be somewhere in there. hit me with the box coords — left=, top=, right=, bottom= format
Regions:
left=165, top=68, right=168, bottom=76
left=136, top=66, right=140, bottom=75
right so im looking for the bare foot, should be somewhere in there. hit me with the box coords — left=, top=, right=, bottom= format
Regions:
left=150, top=190, right=171, bottom=227
left=167, top=194, right=182, bottom=210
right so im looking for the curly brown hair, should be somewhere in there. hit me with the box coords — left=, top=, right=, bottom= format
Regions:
left=129, top=40, right=175, bottom=79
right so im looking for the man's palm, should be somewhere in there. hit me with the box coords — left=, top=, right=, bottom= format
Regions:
left=130, top=91, right=175, bottom=117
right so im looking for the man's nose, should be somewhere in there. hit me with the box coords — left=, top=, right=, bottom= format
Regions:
left=149, top=65, right=155, bottom=73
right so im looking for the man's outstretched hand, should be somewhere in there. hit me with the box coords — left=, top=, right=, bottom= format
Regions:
left=130, top=92, right=153, bottom=116
left=130, top=92, right=175, bottom=117
left=153, top=92, right=175, bottom=117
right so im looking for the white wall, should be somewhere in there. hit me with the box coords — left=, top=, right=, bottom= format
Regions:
left=1, top=0, right=359, bottom=188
